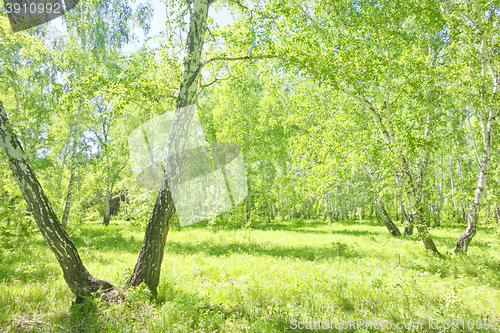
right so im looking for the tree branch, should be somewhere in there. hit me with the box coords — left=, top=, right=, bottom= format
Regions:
left=226, top=0, right=249, bottom=12
left=197, top=75, right=233, bottom=96
left=202, top=54, right=279, bottom=67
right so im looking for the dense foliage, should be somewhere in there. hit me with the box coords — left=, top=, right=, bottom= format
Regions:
left=0, top=0, right=499, bottom=330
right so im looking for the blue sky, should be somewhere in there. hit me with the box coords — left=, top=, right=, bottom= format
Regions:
left=122, top=1, right=234, bottom=54
left=44, top=0, right=234, bottom=53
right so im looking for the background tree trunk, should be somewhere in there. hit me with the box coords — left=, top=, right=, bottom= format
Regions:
left=103, top=161, right=112, bottom=226
left=403, top=211, right=414, bottom=236
left=61, top=99, right=83, bottom=228
left=374, top=193, right=401, bottom=237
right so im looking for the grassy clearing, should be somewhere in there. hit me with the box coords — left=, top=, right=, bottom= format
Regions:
left=0, top=217, right=500, bottom=332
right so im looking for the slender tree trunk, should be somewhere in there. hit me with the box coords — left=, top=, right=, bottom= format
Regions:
left=433, top=154, right=444, bottom=228
left=395, top=191, right=399, bottom=222
left=127, top=0, right=212, bottom=293
left=60, top=148, right=77, bottom=228
left=397, top=180, right=406, bottom=224
left=103, top=159, right=129, bottom=226
left=279, top=164, right=284, bottom=219
left=267, top=197, right=272, bottom=222
left=348, top=192, right=352, bottom=218
left=495, top=204, right=499, bottom=223
left=0, top=101, right=113, bottom=298
left=270, top=200, right=275, bottom=220
left=449, top=140, right=457, bottom=218
left=103, top=160, right=112, bottom=226
left=246, top=176, right=252, bottom=223
left=486, top=190, right=491, bottom=224
left=56, top=145, right=68, bottom=200
left=361, top=190, right=366, bottom=220
left=61, top=100, right=83, bottom=228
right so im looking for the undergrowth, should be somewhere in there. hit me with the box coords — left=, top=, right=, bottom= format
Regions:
left=0, top=217, right=499, bottom=332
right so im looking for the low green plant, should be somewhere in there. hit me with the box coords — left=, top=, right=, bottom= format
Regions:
left=1, top=218, right=499, bottom=332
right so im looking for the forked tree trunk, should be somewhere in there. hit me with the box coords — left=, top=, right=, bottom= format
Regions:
left=399, top=156, right=440, bottom=254
left=0, top=101, right=113, bottom=298
left=127, top=0, right=212, bottom=293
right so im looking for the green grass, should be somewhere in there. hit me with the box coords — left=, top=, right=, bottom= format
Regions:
left=1, top=217, right=500, bottom=332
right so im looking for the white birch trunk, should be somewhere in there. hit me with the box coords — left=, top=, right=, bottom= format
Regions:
left=455, top=0, right=498, bottom=253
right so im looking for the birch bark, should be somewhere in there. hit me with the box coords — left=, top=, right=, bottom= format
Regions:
left=127, top=0, right=213, bottom=292
left=455, top=0, right=498, bottom=253
left=0, top=101, right=113, bottom=298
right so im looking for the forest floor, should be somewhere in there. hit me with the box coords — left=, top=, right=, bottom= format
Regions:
left=0, top=217, right=500, bottom=332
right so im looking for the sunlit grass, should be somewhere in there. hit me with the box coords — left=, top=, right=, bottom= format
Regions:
left=0, top=217, right=499, bottom=332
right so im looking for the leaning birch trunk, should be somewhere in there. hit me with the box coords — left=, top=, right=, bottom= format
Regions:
left=454, top=112, right=495, bottom=252
left=0, top=101, right=113, bottom=298
left=455, top=0, right=498, bottom=253
left=375, top=194, right=401, bottom=237
left=61, top=99, right=83, bottom=228
left=127, top=0, right=211, bottom=293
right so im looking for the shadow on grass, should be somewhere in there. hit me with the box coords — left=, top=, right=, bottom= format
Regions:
left=165, top=238, right=361, bottom=261
left=0, top=224, right=143, bottom=284
left=0, top=248, right=60, bottom=283
left=66, top=297, right=103, bottom=333
left=185, top=218, right=387, bottom=236
left=68, top=225, right=142, bottom=254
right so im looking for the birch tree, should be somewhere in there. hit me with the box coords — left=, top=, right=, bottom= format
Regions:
left=0, top=101, right=114, bottom=298
left=441, top=0, right=499, bottom=253
left=127, top=0, right=216, bottom=293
